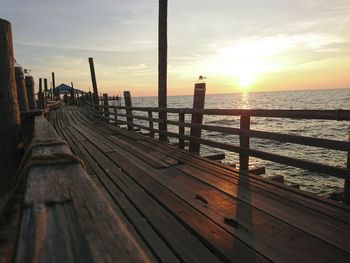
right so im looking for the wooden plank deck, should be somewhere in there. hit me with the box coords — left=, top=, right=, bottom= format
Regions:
left=49, top=105, right=350, bottom=263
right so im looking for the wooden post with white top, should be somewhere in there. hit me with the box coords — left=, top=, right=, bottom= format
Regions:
left=189, top=82, right=206, bottom=154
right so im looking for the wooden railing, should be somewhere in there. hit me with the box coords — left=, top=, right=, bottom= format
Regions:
left=83, top=99, right=350, bottom=201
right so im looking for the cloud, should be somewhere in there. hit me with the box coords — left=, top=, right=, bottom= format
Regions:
left=1, top=0, right=349, bottom=95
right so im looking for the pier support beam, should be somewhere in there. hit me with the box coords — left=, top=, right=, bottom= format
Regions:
left=0, top=18, right=21, bottom=188
left=88, top=57, right=99, bottom=109
left=189, top=83, right=206, bottom=155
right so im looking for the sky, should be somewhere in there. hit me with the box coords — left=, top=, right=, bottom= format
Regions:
left=0, top=0, right=349, bottom=96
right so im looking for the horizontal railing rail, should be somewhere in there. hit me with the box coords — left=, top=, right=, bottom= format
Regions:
left=83, top=99, right=350, bottom=199
left=97, top=104, right=350, bottom=120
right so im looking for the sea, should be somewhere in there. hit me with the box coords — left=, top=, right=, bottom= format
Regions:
left=111, top=88, right=350, bottom=195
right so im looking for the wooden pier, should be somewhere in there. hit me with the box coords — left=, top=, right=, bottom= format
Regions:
left=29, top=105, right=348, bottom=262
left=1, top=17, right=350, bottom=263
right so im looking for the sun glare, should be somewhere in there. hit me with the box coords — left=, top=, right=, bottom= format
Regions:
left=238, top=73, right=255, bottom=88
left=204, top=36, right=294, bottom=90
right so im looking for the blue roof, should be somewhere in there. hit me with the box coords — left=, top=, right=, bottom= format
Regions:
left=53, top=83, right=87, bottom=95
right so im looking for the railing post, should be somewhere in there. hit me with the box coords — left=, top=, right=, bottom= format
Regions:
left=0, top=18, right=21, bottom=185
left=343, top=129, right=350, bottom=204
left=179, top=112, right=185, bottom=150
left=124, top=91, right=134, bottom=131
left=25, top=75, right=36, bottom=110
left=103, top=93, right=109, bottom=121
left=148, top=111, right=155, bottom=138
left=15, top=64, right=29, bottom=112
left=189, top=82, right=206, bottom=154
left=88, top=57, right=99, bottom=109
left=114, top=106, right=118, bottom=125
left=239, top=115, right=250, bottom=171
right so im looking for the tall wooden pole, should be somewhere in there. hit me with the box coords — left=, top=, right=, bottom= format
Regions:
left=158, top=0, right=168, bottom=141
left=0, top=18, right=21, bottom=186
left=51, top=72, right=56, bottom=100
left=88, top=57, right=99, bottom=107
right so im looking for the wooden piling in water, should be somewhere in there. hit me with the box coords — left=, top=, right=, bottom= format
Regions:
left=124, top=91, right=134, bottom=131
left=0, top=18, right=21, bottom=185
left=189, top=83, right=206, bottom=154
left=25, top=75, right=36, bottom=110
left=14, top=65, right=29, bottom=112
left=88, top=57, right=99, bottom=108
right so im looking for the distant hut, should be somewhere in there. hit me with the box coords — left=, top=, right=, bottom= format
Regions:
left=53, top=83, right=87, bottom=98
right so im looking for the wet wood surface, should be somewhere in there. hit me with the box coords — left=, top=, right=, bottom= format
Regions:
left=48, top=106, right=350, bottom=263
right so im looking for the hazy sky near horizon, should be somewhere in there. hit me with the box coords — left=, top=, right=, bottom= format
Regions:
left=1, top=0, right=349, bottom=96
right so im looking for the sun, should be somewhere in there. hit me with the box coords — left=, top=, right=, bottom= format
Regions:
left=238, top=71, right=255, bottom=88
left=203, top=37, right=283, bottom=91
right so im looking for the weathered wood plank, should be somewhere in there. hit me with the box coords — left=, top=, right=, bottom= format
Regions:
left=62, top=124, right=222, bottom=262
left=71, top=113, right=350, bottom=261
left=139, top=138, right=350, bottom=219
left=16, top=115, right=153, bottom=262
left=63, top=110, right=267, bottom=262
left=49, top=106, right=350, bottom=263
